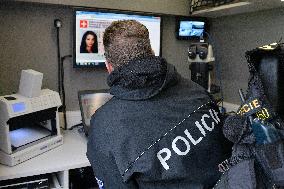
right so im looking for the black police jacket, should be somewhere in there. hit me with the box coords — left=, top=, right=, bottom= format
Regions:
left=87, top=56, right=230, bottom=189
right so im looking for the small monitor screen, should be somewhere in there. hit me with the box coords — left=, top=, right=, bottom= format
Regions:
left=179, top=21, right=205, bottom=37
left=12, top=102, right=26, bottom=113
left=74, top=10, right=162, bottom=68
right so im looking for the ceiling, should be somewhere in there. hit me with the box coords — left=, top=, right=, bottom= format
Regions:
left=191, top=0, right=284, bottom=17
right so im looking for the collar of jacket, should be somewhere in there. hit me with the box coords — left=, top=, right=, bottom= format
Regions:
left=107, top=56, right=179, bottom=100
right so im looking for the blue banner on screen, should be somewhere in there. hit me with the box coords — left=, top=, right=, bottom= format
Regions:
left=74, top=10, right=161, bottom=68
left=179, top=21, right=205, bottom=37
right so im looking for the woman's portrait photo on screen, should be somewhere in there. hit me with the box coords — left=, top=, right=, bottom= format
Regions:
left=80, top=31, right=98, bottom=53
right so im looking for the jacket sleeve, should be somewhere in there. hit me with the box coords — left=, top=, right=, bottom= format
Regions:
left=87, top=147, right=138, bottom=189
left=223, top=115, right=255, bottom=144
left=87, top=116, right=139, bottom=189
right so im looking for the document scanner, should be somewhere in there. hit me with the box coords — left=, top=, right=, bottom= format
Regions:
left=0, top=89, right=63, bottom=166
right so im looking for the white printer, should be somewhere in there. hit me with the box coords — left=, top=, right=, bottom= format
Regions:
left=0, top=70, right=63, bottom=166
left=0, top=89, right=63, bottom=166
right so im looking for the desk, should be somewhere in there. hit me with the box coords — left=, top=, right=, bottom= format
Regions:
left=0, top=129, right=90, bottom=188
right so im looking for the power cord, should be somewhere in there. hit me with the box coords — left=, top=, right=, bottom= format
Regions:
left=68, top=122, right=85, bottom=135
left=54, top=19, right=62, bottom=94
left=60, top=55, right=72, bottom=130
left=54, top=19, right=73, bottom=130
left=68, top=122, right=83, bottom=130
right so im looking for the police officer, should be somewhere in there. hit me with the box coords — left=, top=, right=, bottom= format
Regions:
left=87, top=20, right=230, bottom=189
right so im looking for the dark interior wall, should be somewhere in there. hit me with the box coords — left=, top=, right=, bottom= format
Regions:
left=210, top=8, right=284, bottom=104
left=162, top=16, right=192, bottom=79
left=3, top=2, right=283, bottom=109
left=0, top=2, right=109, bottom=111
left=0, top=2, right=191, bottom=110
left=14, top=0, right=190, bottom=16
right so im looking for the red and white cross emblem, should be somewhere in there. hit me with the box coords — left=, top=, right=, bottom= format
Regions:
left=80, top=20, right=88, bottom=28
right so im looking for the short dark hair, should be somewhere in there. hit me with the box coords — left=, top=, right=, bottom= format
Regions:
left=103, top=20, right=153, bottom=68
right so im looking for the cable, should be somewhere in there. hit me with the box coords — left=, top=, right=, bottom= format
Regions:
left=68, top=122, right=83, bottom=130
left=54, top=18, right=63, bottom=113
left=55, top=27, right=61, bottom=95
left=61, top=55, right=72, bottom=130
left=54, top=19, right=62, bottom=95
left=54, top=19, right=72, bottom=130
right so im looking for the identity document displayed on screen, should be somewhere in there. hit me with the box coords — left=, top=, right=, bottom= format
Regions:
left=74, top=10, right=162, bottom=68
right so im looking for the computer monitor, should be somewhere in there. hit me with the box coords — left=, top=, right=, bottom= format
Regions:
left=74, top=10, right=162, bottom=68
left=78, top=90, right=113, bottom=136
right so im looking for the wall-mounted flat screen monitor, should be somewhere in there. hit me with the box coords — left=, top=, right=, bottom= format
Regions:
left=74, top=10, right=162, bottom=68
left=176, top=17, right=207, bottom=40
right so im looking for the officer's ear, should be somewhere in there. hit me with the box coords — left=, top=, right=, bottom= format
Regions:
left=105, top=60, right=114, bottom=74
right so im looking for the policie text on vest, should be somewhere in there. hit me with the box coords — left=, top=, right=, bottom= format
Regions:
left=157, top=108, right=220, bottom=170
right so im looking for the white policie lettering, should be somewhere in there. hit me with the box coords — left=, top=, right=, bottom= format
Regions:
left=157, top=109, right=220, bottom=170
left=157, top=148, right=172, bottom=170
left=172, top=136, right=191, bottom=156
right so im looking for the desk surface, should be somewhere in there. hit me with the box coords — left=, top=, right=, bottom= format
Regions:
left=0, top=129, right=90, bottom=181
